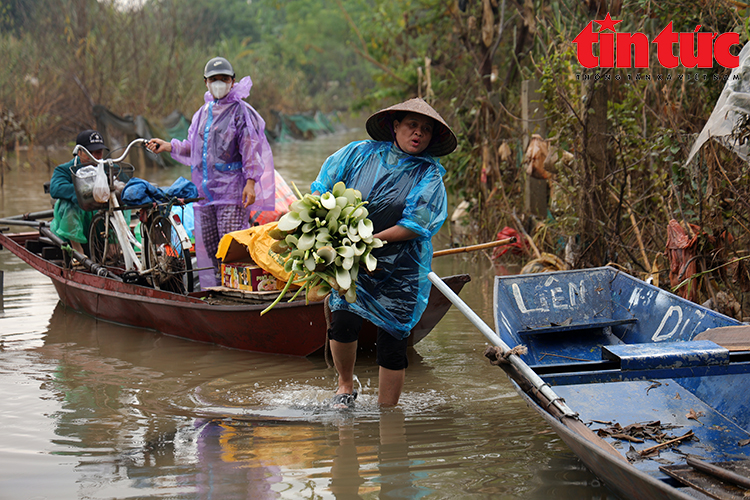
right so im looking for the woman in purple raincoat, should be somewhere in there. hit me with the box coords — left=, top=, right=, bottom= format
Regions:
left=148, top=57, right=275, bottom=287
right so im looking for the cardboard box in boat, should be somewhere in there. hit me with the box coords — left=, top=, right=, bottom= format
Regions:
left=220, top=262, right=278, bottom=291
left=218, top=236, right=278, bottom=292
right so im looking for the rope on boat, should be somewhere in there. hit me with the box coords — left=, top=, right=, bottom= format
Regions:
left=483, top=345, right=528, bottom=365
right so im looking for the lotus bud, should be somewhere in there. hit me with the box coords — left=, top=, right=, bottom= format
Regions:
left=344, top=286, right=357, bottom=303
left=335, top=266, right=352, bottom=290
left=320, top=192, right=336, bottom=210
left=303, top=194, right=321, bottom=208
left=342, top=256, right=354, bottom=270
left=357, top=219, right=374, bottom=239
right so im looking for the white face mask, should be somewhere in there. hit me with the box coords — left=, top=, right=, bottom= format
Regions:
left=208, top=80, right=230, bottom=100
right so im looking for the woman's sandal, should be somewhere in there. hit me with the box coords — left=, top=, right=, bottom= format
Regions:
left=330, top=390, right=358, bottom=409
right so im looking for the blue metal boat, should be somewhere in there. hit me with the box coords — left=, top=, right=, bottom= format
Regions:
left=485, top=266, right=750, bottom=499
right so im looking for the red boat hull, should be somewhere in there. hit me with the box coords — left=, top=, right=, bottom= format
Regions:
left=1, top=231, right=469, bottom=356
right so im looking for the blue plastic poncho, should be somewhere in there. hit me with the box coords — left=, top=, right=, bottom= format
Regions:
left=311, top=141, right=448, bottom=339
left=169, top=75, right=275, bottom=287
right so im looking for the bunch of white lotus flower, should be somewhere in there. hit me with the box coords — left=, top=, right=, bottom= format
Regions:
left=260, top=181, right=383, bottom=315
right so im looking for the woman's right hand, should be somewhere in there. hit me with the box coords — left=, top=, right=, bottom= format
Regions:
left=146, top=138, right=172, bottom=154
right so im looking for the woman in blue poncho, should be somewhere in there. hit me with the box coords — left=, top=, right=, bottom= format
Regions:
left=311, top=98, right=457, bottom=407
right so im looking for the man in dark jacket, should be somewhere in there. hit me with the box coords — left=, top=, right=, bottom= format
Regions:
left=49, top=130, right=109, bottom=255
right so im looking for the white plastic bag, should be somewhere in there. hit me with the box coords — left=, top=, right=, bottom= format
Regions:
left=92, top=162, right=110, bottom=203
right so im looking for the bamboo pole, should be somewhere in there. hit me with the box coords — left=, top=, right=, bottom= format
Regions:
left=433, top=237, right=515, bottom=257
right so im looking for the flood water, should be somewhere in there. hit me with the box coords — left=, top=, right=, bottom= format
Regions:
left=0, top=127, right=617, bottom=499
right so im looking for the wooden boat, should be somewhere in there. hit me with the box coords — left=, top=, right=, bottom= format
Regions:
left=487, top=266, right=750, bottom=500
left=0, top=229, right=470, bottom=356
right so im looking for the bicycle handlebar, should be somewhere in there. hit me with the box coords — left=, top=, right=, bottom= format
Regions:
left=72, top=138, right=147, bottom=165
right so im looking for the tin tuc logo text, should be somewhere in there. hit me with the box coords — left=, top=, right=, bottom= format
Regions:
left=573, top=13, right=740, bottom=69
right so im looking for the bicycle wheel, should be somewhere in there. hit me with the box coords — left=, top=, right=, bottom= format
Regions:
left=88, top=213, right=126, bottom=269
left=145, top=214, right=193, bottom=294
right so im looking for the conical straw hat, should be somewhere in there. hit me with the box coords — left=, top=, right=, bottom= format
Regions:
left=365, top=98, right=457, bottom=157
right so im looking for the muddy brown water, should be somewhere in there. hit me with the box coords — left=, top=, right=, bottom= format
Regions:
left=0, top=129, right=616, bottom=498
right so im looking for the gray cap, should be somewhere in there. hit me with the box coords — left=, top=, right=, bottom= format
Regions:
left=204, top=57, right=235, bottom=78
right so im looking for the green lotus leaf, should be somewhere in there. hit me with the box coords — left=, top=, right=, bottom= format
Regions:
left=335, top=196, right=349, bottom=209
left=298, top=232, right=316, bottom=251
left=285, top=234, right=299, bottom=246
left=353, top=241, right=366, bottom=256
left=332, top=181, right=347, bottom=197
left=316, top=246, right=337, bottom=266
left=343, top=188, right=359, bottom=205
left=347, top=229, right=361, bottom=242
left=326, top=206, right=342, bottom=223
left=290, top=199, right=308, bottom=212
left=283, top=259, right=293, bottom=273
left=304, top=255, right=316, bottom=271
left=363, top=251, right=377, bottom=272
left=277, top=211, right=302, bottom=232
left=341, top=206, right=355, bottom=220
left=336, top=245, right=355, bottom=258
left=270, top=239, right=289, bottom=254
left=268, top=227, right=288, bottom=240
left=299, top=208, right=315, bottom=223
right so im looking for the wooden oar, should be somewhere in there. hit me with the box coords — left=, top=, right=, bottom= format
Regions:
left=0, top=217, right=49, bottom=228
left=433, top=237, right=516, bottom=257
left=4, top=209, right=54, bottom=221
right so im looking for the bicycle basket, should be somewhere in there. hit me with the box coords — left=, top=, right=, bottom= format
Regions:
left=71, top=162, right=136, bottom=211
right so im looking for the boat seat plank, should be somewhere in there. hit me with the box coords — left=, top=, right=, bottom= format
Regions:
left=518, top=317, right=637, bottom=336
left=695, top=325, right=750, bottom=352
left=602, top=340, right=730, bottom=370
left=660, top=459, right=750, bottom=500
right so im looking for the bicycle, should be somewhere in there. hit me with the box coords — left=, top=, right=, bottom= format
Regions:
left=73, top=138, right=197, bottom=294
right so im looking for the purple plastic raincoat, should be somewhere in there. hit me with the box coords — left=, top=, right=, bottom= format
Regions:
left=170, top=76, right=275, bottom=287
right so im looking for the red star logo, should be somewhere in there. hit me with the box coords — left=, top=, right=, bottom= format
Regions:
left=594, top=13, right=622, bottom=33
